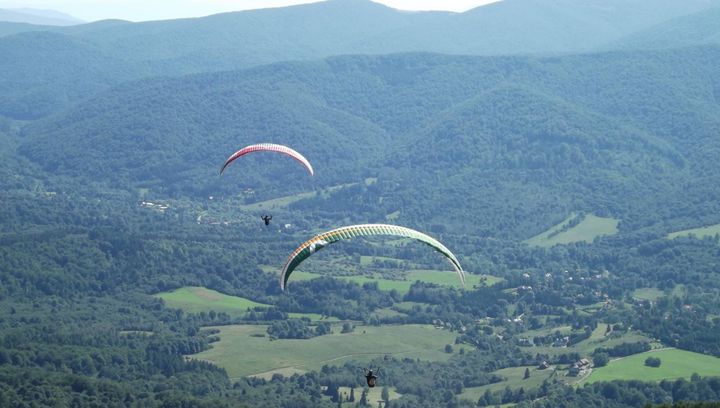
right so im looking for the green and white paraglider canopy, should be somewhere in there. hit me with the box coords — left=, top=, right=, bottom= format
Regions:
left=279, top=224, right=465, bottom=291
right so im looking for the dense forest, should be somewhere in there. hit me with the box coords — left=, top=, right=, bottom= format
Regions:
left=2, top=0, right=720, bottom=407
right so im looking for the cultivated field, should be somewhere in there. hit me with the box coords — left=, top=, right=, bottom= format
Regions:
left=191, top=324, right=457, bottom=379
left=587, top=348, right=720, bottom=383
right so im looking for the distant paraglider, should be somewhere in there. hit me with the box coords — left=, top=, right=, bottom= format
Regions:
left=364, top=368, right=380, bottom=388
left=220, top=143, right=315, bottom=176
left=261, top=215, right=273, bottom=226
left=279, top=224, right=465, bottom=291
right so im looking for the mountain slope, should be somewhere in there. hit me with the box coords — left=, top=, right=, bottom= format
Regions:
left=18, top=49, right=720, bottom=236
left=0, top=31, right=143, bottom=119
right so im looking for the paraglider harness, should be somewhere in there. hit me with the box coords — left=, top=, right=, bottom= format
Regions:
left=261, top=215, right=272, bottom=226
left=363, top=368, right=379, bottom=388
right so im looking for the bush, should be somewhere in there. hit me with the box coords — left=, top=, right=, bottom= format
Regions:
left=594, top=352, right=609, bottom=368
left=645, top=356, right=662, bottom=367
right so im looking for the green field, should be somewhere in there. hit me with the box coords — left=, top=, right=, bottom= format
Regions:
left=632, top=287, right=665, bottom=301
left=460, top=365, right=562, bottom=400
left=337, top=386, right=401, bottom=405
left=154, top=287, right=328, bottom=320
left=239, top=183, right=356, bottom=211
left=668, top=223, right=720, bottom=240
left=191, top=324, right=457, bottom=379
left=155, top=287, right=269, bottom=315
left=587, top=348, right=720, bottom=383
left=289, top=270, right=501, bottom=294
left=525, top=213, right=619, bottom=248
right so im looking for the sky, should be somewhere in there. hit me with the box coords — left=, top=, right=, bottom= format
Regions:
left=0, top=0, right=500, bottom=22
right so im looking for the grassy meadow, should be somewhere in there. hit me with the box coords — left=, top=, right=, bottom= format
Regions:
left=191, top=324, right=457, bottom=379
left=336, top=386, right=401, bottom=405
left=154, top=287, right=328, bottom=320
left=155, top=287, right=269, bottom=315
left=587, top=348, right=720, bottom=383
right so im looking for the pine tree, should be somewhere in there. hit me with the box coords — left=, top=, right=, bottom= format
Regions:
left=359, top=389, right=368, bottom=406
left=524, top=367, right=531, bottom=379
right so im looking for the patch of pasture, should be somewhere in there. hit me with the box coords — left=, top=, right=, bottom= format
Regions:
left=667, top=223, right=720, bottom=240
left=286, top=270, right=500, bottom=294
left=155, top=286, right=328, bottom=320
left=191, top=324, right=457, bottom=379
left=155, top=287, right=269, bottom=316
left=587, top=348, right=720, bottom=383
left=460, top=365, right=562, bottom=400
left=525, top=213, right=619, bottom=248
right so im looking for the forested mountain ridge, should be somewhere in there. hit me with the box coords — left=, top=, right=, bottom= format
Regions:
left=19, top=47, right=720, bottom=237
left=0, top=31, right=144, bottom=120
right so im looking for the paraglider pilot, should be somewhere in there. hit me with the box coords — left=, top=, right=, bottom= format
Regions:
left=261, top=215, right=272, bottom=226
left=363, top=368, right=379, bottom=388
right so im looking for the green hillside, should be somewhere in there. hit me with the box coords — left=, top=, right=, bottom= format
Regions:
left=20, top=49, right=720, bottom=236
left=587, top=349, right=720, bottom=383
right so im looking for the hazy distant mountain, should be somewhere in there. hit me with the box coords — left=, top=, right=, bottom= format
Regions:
left=56, top=0, right=720, bottom=72
left=610, top=7, right=720, bottom=50
left=19, top=48, right=720, bottom=234
left=0, top=8, right=82, bottom=26
left=3, top=0, right=720, bottom=120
